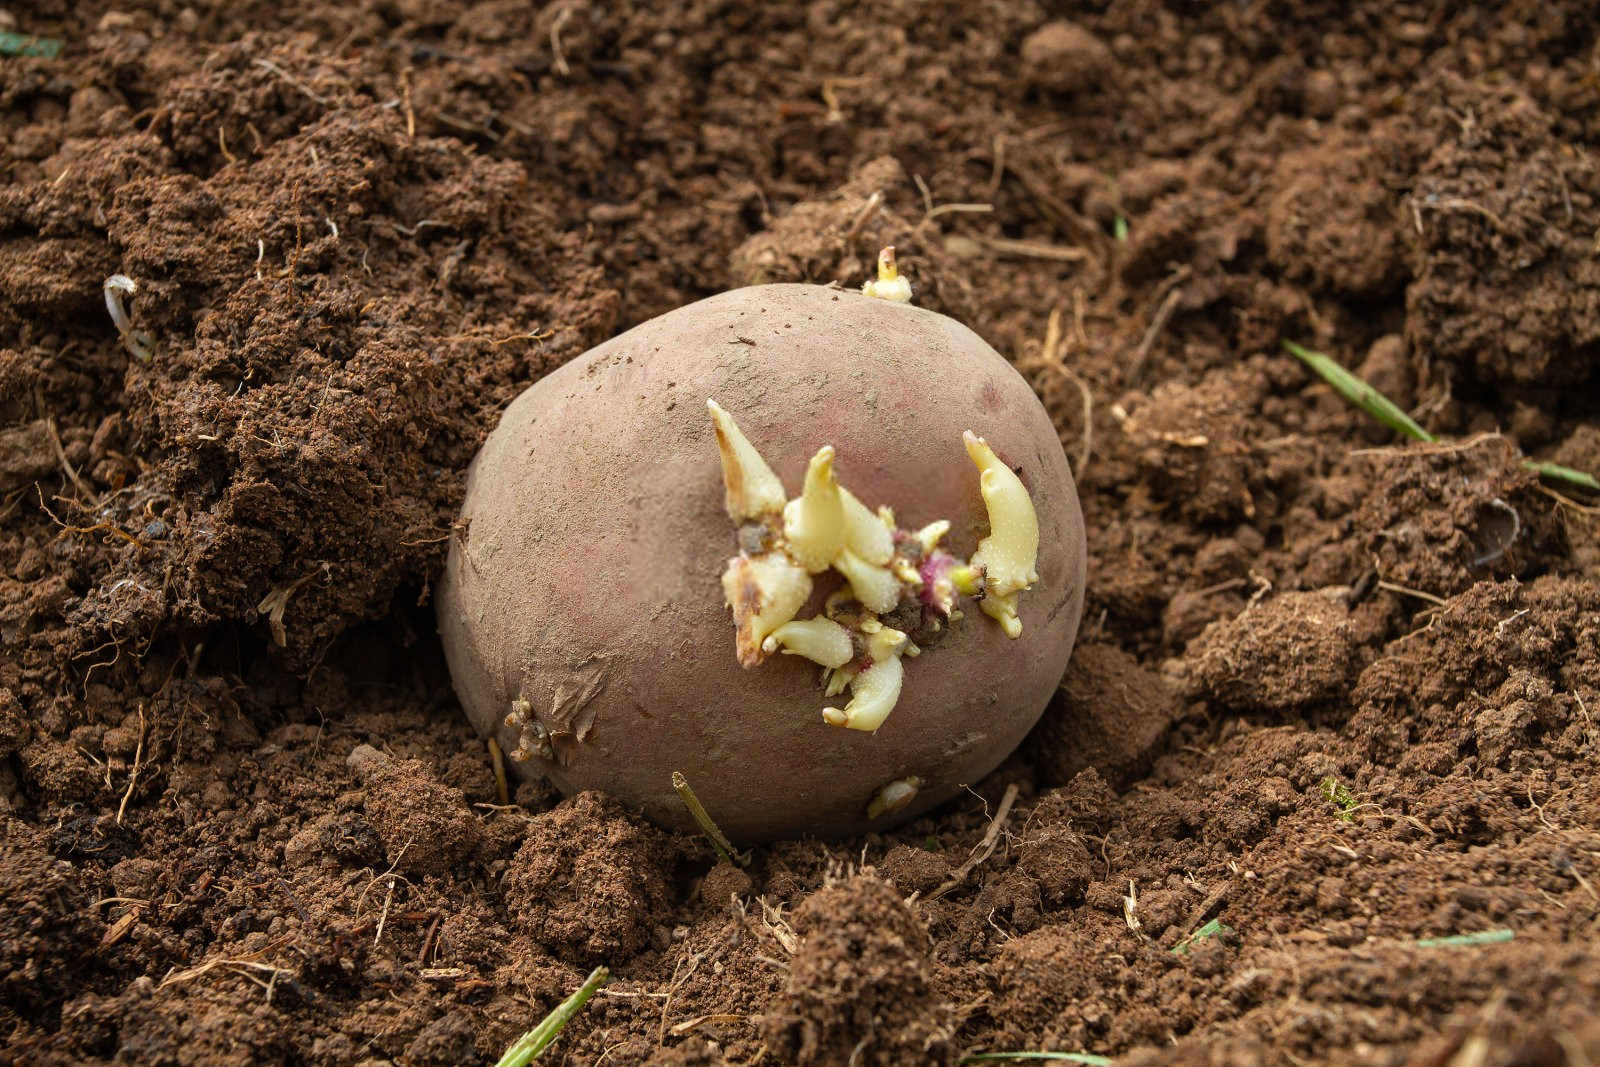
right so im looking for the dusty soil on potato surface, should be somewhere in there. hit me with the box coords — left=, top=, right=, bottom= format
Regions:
left=2, top=1, right=1599, bottom=1064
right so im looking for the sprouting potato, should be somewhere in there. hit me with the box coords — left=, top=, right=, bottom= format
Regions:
left=437, top=268, right=1086, bottom=840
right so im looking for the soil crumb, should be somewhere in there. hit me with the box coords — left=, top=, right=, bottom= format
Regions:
left=760, top=872, right=955, bottom=1066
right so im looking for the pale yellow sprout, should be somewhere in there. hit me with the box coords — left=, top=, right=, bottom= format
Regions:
left=912, top=519, right=950, bottom=555
left=707, top=399, right=787, bottom=520
left=710, top=404, right=1048, bottom=736
left=840, top=486, right=894, bottom=565
left=823, top=663, right=858, bottom=698
left=762, top=616, right=854, bottom=668
left=721, top=552, right=813, bottom=667
left=833, top=549, right=903, bottom=614
left=867, top=777, right=923, bottom=819
left=861, top=246, right=913, bottom=303
left=892, top=558, right=924, bottom=587
left=782, top=446, right=846, bottom=572
left=963, top=431, right=1040, bottom=638
left=822, top=627, right=909, bottom=731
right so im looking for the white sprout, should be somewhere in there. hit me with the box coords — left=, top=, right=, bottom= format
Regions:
left=964, top=431, right=1040, bottom=638
left=720, top=552, right=813, bottom=667
left=762, top=616, right=854, bottom=668
left=103, top=274, right=154, bottom=362
left=867, top=776, right=923, bottom=819
left=821, top=627, right=909, bottom=732
left=840, top=486, right=894, bottom=565
left=782, top=446, right=847, bottom=572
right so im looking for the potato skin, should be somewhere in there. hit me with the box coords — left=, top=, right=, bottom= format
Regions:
left=438, top=284, right=1085, bottom=840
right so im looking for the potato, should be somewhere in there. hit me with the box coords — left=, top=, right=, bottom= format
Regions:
left=437, top=281, right=1085, bottom=840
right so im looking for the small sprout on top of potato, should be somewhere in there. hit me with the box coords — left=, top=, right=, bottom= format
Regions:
left=708, top=401, right=1041, bottom=732
left=861, top=246, right=913, bottom=303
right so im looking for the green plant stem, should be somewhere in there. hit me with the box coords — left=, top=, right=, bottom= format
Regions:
left=672, top=771, right=750, bottom=867
left=1281, top=340, right=1435, bottom=442
left=1281, top=339, right=1599, bottom=497
left=0, top=32, right=64, bottom=58
left=494, top=966, right=609, bottom=1067
left=1521, top=459, right=1600, bottom=493
left=1171, top=918, right=1233, bottom=955
left=1415, top=929, right=1515, bottom=948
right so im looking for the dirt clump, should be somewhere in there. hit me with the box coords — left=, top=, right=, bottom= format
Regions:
left=347, top=743, right=484, bottom=876
left=503, top=790, right=675, bottom=965
left=1015, top=819, right=1094, bottom=908
left=0, top=840, right=102, bottom=1022
left=1266, top=140, right=1406, bottom=299
left=760, top=872, right=955, bottom=1066
left=1119, top=364, right=1315, bottom=526
left=1349, top=576, right=1599, bottom=770
left=1018, top=21, right=1115, bottom=96
left=988, top=926, right=1123, bottom=1051
left=1354, top=442, right=1568, bottom=599
left=1187, top=590, right=1357, bottom=713
left=1030, top=642, right=1178, bottom=788
left=1403, top=76, right=1600, bottom=389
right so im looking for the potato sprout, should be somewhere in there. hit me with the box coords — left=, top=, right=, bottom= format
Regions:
left=708, top=400, right=1042, bottom=731
left=860, top=245, right=913, bottom=303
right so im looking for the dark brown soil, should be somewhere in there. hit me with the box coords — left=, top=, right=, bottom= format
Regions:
left=3, top=2, right=1598, bottom=1065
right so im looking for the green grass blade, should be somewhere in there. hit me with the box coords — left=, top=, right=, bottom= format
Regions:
left=1171, top=917, right=1234, bottom=955
left=1281, top=340, right=1436, bottom=443
left=1415, top=929, right=1514, bottom=948
left=494, top=966, right=609, bottom=1067
left=1280, top=341, right=1598, bottom=492
left=0, top=31, right=64, bottom=57
left=961, top=1054, right=1114, bottom=1065
left=1522, top=460, right=1600, bottom=494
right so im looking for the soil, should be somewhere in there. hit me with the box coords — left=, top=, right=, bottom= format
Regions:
left=2, top=2, right=1598, bottom=1065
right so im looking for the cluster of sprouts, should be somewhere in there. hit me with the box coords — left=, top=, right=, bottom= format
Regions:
left=708, top=399, right=1039, bottom=733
